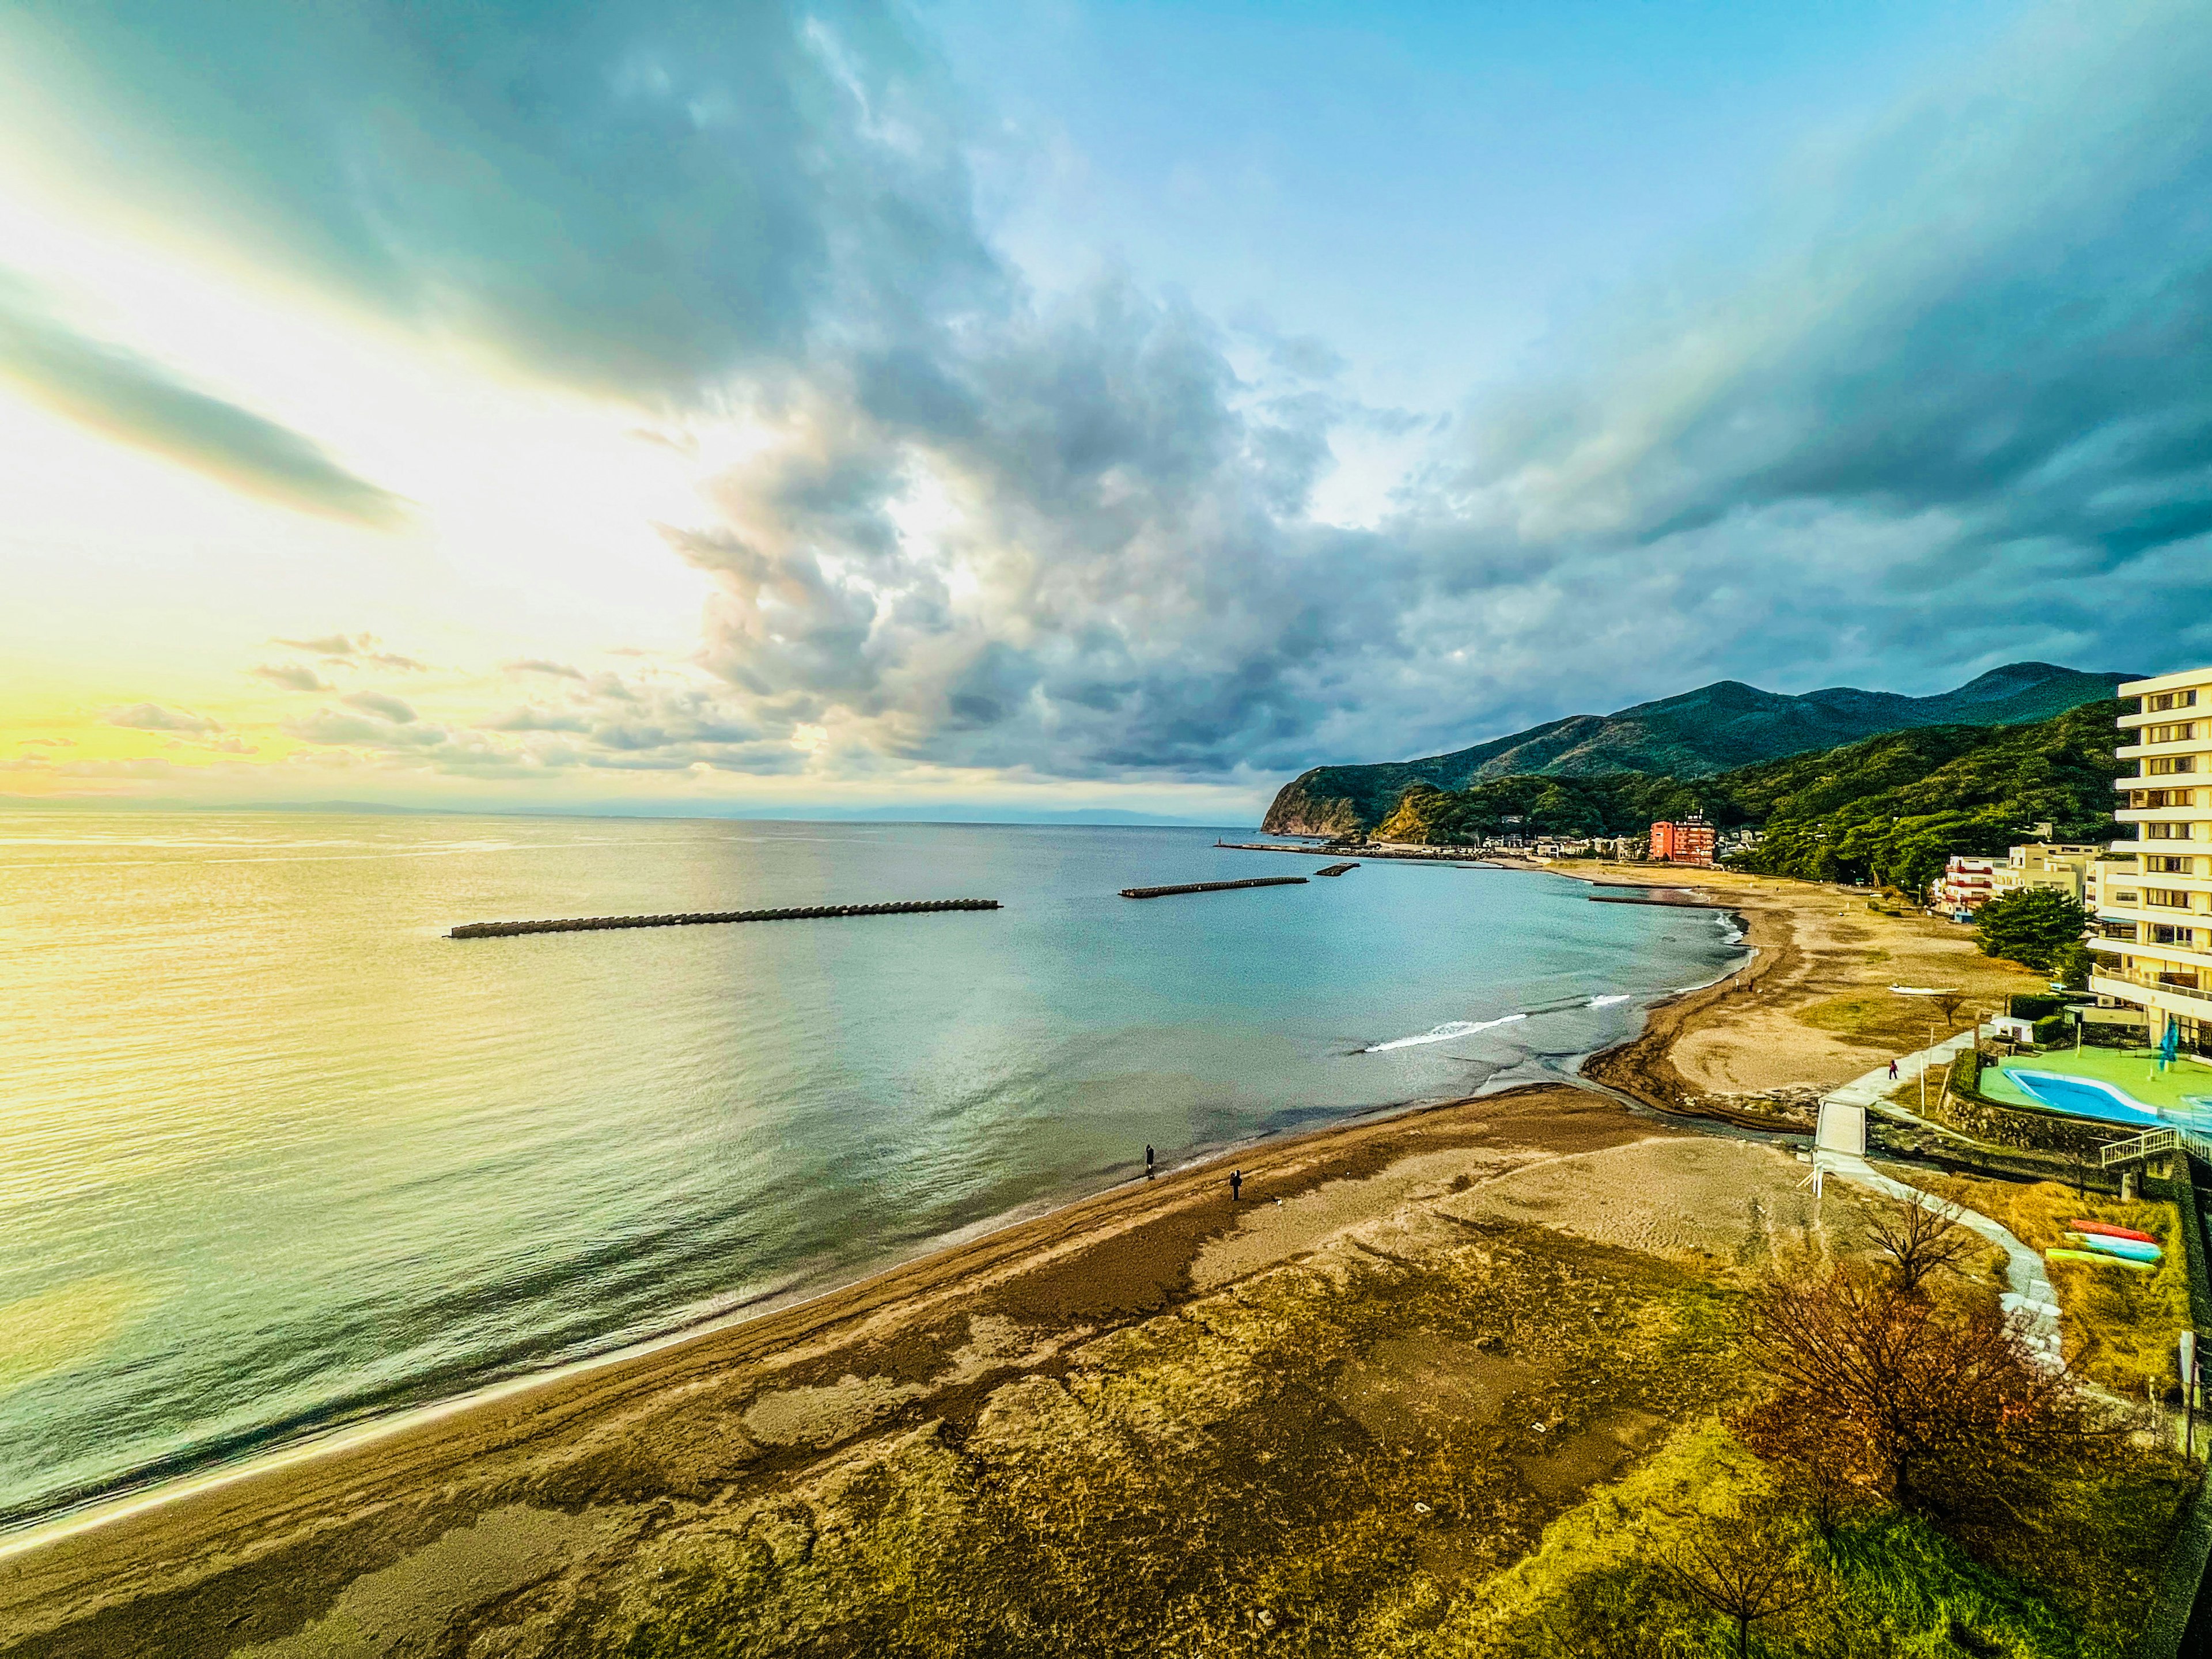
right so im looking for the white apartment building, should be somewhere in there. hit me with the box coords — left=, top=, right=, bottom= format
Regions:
left=1988, top=842, right=2103, bottom=903
left=2090, top=666, right=2212, bottom=1055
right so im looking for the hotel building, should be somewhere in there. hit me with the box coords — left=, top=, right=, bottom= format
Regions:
left=2091, top=666, right=2212, bottom=1056
left=1648, top=816, right=1716, bottom=866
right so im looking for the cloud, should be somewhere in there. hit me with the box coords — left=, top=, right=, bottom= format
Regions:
left=340, top=690, right=416, bottom=723
left=103, top=702, right=222, bottom=734
left=23, top=0, right=2212, bottom=791
left=0, top=0, right=999, bottom=401
left=250, top=661, right=331, bottom=691
left=0, top=275, right=407, bottom=527
left=284, top=709, right=445, bottom=748
left=275, top=634, right=365, bottom=657
left=480, top=706, right=590, bottom=733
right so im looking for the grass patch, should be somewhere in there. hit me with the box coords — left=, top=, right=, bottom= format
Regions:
left=1921, top=1175, right=2191, bottom=1397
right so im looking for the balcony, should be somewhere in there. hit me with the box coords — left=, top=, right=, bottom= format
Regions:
left=2093, top=971, right=2212, bottom=1015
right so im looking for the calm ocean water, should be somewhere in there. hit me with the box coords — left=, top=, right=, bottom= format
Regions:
left=0, top=812, right=1744, bottom=1523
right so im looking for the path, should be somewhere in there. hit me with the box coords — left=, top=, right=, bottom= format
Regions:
left=1814, top=1023, right=2064, bottom=1366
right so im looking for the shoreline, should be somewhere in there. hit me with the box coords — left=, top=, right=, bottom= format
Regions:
left=1, top=861, right=1734, bottom=1551
left=2, top=866, right=2044, bottom=1653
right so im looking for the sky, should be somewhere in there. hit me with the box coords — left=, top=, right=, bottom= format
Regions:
left=2, top=0, right=2207, bottom=822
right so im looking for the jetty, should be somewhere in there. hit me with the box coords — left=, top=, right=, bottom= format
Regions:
left=448, top=899, right=1000, bottom=940
left=1214, top=840, right=1494, bottom=867
left=1315, top=862, right=1359, bottom=877
left=1119, top=877, right=1308, bottom=900
left=1586, top=888, right=1719, bottom=909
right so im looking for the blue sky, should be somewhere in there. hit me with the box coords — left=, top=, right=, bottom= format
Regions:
left=1, top=0, right=2205, bottom=817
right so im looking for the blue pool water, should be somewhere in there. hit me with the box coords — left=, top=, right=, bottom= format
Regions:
left=2005, top=1069, right=2161, bottom=1126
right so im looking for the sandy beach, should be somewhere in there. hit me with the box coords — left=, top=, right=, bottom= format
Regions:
left=0, top=869, right=2050, bottom=1656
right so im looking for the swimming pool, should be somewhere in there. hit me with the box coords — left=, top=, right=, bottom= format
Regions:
left=2002, top=1069, right=2161, bottom=1126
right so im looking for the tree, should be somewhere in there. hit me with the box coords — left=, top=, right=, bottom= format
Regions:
left=1863, top=1196, right=1975, bottom=1297
left=2053, top=942, right=2096, bottom=991
left=1650, top=1502, right=1818, bottom=1659
left=1739, top=1260, right=2096, bottom=1517
left=1974, top=888, right=2093, bottom=974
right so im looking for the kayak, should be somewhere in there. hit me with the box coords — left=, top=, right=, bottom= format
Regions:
left=2062, top=1232, right=2162, bottom=1264
left=2070, top=1219, right=2160, bottom=1244
left=2048, top=1248, right=2157, bottom=1272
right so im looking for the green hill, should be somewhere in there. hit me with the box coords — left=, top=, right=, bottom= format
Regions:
left=1366, top=699, right=2128, bottom=896
left=1262, top=663, right=2128, bottom=835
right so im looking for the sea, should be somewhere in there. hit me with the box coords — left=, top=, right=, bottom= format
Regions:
left=0, top=812, right=1747, bottom=1526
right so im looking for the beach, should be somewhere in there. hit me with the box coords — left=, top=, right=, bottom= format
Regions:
left=0, top=868, right=2049, bottom=1655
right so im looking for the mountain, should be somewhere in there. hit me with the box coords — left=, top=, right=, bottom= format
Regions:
left=1261, top=662, right=2130, bottom=835
left=1366, top=699, right=2128, bottom=896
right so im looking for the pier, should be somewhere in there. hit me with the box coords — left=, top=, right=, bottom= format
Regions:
left=1119, top=877, right=1308, bottom=900
left=1314, top=862, right=1359, bottom=877
left=448, top=899, right=1001, bottom=940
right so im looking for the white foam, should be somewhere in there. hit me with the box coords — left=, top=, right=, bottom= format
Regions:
left=1587, top=994, right=1633, bottom=1008
left=1364, top=1013, right=1527, bottom=1052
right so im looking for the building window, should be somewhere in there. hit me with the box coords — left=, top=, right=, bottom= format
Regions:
left=2146, top=822, right=2193, bottom=840
left=2148, top=756, right=2198, bottom=775
left=2147, top=888, right=2194, bottom=908
left=2157, top=971, right=2202, bottom=990
left=2148, top=855, right=2198, bottom=874
left=2115, top=891, right=2142, bottom=904
left=2151, top=924, right=2199, bottom=947
left=2147, top=722, right=2199, bottom=744
left=2131, top=790, right=2198, bottom=809
left=2101, top=922, right=2140, bottom=941
left=2149, top=690, right=2201, bottom=712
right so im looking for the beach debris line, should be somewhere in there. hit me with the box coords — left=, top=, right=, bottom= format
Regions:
left=448, top=899, right=1001, bottom=940
left=1119, top=877, right=1308, bottom=900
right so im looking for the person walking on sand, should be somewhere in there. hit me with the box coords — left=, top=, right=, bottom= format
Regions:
left=1230, top=1169, right=1243, bottom=1202
left=1889, top=1058, right=1900, bottom=1081
left=1145, top=1143, right=1156, bottom=1179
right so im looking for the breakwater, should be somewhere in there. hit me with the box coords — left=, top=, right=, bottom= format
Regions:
left=1315, top=863, right=1359, bottom=877
left=1119, top=877, right=1308, bottom=900
left=449, top=899, right=1001, bottom=940
left=1214, top=841, right=1494, bottom=867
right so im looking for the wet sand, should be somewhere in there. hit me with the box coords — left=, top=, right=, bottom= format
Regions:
left=0, top=867, right=2033, bottom=1656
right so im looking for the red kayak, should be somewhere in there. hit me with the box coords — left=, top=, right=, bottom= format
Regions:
left=2071, top=1219, right=2160, bottom=1244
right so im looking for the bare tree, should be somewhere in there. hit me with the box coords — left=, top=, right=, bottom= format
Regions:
left=1930, top=990, right=1968, bottom=1030
left=1740, top=1262, right=2098, bottom=1516
left=1650, top=1503, right=1818, bottom=1659
left=1863, top=1196, right=1976, bottom=1297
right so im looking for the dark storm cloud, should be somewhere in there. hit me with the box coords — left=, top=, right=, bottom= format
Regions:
left=2, top=0, right=999, bottom=399
left=0, top=278, right=406, bottom=527
left=24, top=0, right=2212, bottom=783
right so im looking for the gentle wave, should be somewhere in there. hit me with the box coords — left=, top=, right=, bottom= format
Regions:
left=1363, top=1013, right=1528, bottom=1052
left=1587, top=994, right=1633, bottom=1007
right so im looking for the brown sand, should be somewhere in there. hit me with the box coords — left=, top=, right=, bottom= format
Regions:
left=0, top=865, right=2021, bottom=1656
left=1574, top=865, right=2041, bottom=1123
left=0, top=1090, right=1683, bottom=1656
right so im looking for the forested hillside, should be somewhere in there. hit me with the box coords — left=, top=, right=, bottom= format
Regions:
left=1263, top=663, right=2127, bottom=835
left=1370, top=700, right=2126, bottom=895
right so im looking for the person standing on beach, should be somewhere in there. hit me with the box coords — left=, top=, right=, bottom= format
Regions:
left=1889, top=1058, right=1899, bottom=1081
left=1145, top=1143, right=1156, bottom=1179
left=1230, top=1169, right=1243, bottom=1201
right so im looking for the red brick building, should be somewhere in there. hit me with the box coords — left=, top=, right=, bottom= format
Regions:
left=1649, top=816, right=1715, bottom=866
